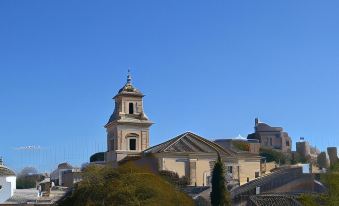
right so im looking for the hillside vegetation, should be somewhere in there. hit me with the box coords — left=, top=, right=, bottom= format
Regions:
left=58, top=163, right=194, bottom=206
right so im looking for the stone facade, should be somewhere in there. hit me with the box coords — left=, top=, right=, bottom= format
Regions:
left=105, top=72, right=153, bottom=165
left=296, top=141, right=311, bottom=159
left=105, top=74, right=262, bottom=187
left=144, top=132, right=262, bottom=187
left=317, top=152, right=329, bottom=169
left=327, top=147, right=338, bottom=167
left=247, top=118, right=292, bottom=153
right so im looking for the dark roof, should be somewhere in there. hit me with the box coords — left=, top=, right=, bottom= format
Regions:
left=114, top=82, right=143, bottom=98
left=248, top=194, right=301, bottom=206
left=182, top=186, right=210, bottom=197
left=58, top=162, right=73, bottom=169
left=0, top=165, right=16, bottom=176
left=255, top=122, right=283, bottom=132
left=144, top=132, right=235, bottom=156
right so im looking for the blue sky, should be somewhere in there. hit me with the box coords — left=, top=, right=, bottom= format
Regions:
left=1, top=0, right=339, bottom=172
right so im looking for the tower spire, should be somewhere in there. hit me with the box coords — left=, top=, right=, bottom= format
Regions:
left=127, top=69, right=132, bottom=84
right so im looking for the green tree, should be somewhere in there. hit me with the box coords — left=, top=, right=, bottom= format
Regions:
left=210, top=154, right=231, bottom=206
left=232, top=141, right=250, bottom=151
left=58, top=163, right=194, bottom=206
left=16, top=167, right=44, bottom=189
left=259, top=148, right=288, bottom=164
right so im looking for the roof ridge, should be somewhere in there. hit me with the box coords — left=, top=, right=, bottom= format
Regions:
left=191, top=133, right=235, bottom=156
left=144, top=133, right=183, bottom=153
left=163, top=132, right=190, bottom=152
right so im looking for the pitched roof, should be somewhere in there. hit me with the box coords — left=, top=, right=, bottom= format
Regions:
left=144, top=132, right=235, bottom=156
left=114, top=82, right=144, bottom=99
left=0, top=165, right=16, bottom=176
left=255, top=122, right=283, bottom=132
left=57, top=162, right=73, bottom=169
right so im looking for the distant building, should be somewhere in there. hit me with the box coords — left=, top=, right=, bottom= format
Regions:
left=317, top=152, right=329, bottom=169
left=327, top=147, right=338, bottom=166
left=50, top=162, right=77, bottom=186
left=247, top=118, right=292, bottom=153
left=62, top=169, right=82, bottom=188
left=214, top=138, right=260, bottom=154
left=309, top=146, right=321, bottom=160
left=296, top=139, right=311, bottom=159
left=0, top=158, right=16, bottom=203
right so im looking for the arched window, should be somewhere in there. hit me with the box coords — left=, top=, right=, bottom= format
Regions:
left=129, top=103, right=134, bottom=114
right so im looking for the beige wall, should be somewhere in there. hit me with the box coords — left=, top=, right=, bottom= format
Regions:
left=161, top=158, right=188, bottom=177
left=159, top=156, right=261, bottom=187
left=116, top=96, right=144, bottom=115
left=238, top=159, right=261, bottom=185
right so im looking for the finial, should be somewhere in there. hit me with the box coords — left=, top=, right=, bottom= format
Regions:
left=255, top=117, right=259, bottom=126
left=127, top=68, right=132, bottom=84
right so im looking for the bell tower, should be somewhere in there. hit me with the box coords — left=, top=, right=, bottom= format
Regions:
left=105, top=71, right=153, bottom=165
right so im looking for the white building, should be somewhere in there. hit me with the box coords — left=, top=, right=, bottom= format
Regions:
left=50, top=162, right=75, bottom=186
left=0, top=158, right=16, bottom=203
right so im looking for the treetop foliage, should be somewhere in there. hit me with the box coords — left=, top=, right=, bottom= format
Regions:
left=58, top=163, right=194, bottom=206
left=210, top=154, right=231, bottom=206
left=259, top=148, right=288, bottom=164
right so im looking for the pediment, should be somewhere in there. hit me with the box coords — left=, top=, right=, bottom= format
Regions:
left=144, top=132, right=235, bottom=156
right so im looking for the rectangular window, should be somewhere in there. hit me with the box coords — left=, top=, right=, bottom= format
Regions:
left=227, top=166, right=233, bottom=174
left=129, top=139, right=136, bottom=150
left=286, top=141, right=290, bottom=146
left=255, top=172, right=260, bottom=178
left=129, top=103, right=134, bottom=114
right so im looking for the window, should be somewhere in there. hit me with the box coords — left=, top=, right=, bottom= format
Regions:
left=255, top=172, right=260, bottom=178
left=129, top=103, right=134, bottom=114
left=227, top=166, right=233, bottom=174
left=286, top=141, right=290, bottom=146
left=247, top=177, right=250, bottom=182
left=270, top=138, right=272, bottom=146
left=129, top=138, right=136, bottom=150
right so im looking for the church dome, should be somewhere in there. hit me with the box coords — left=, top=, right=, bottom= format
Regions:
left=117, top=82, right=143, bottom=96
left=115, top=71, right=144, bottom=98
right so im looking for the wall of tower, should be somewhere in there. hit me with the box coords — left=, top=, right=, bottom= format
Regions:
left=327, top=147, right=338, bottom=166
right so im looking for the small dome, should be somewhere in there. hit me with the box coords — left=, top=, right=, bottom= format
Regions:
left=0, top=165, right=16, bottom=177
left=117, top=82, right=143, bottom=97
left=115, top=70, right=144, bottom=98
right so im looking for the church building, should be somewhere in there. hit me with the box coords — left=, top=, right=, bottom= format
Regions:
left=105, top=73, right=263, bottom=186
left=105, top=71, right=153, bottom=165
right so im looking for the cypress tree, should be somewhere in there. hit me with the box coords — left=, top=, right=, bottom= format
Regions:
left=210, top=153, right=231, bottom=206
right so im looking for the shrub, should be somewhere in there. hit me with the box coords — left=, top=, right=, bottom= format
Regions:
left=159, top=170, right=190, bottom=188
left=58, top=163, right=194, bottom=206
left=259, top=148, right=288, bottom=164
left=232, top=141, right=250, bottom=151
